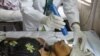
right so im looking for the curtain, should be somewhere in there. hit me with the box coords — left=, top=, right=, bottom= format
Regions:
left=91, top=0, right=100, bottom=36
left=79, top=0, right=100, bottom=36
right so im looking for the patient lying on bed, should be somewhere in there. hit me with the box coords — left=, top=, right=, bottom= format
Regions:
left=0, top=37, right=72, bottom=56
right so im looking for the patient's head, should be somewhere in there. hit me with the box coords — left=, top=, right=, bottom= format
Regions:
left=52, top=40, right=72, bottom=56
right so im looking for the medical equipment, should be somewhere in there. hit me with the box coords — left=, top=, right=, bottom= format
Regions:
left=44, top=0, right=68, bottom=36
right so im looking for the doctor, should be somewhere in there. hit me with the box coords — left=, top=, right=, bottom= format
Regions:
left=20, top=0, right=85, bottom=51
left=19, top=0, right=79, bottom=31
left=20, top=0, right=83, bottom=44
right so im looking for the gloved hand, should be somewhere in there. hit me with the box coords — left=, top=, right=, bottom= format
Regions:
left=41, top=14, right=65, bottom=30
left=72, top=23, right=86, bottom=52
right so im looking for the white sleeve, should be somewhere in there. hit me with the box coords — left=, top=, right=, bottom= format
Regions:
left=63, top=0, right=80, bottom=26
left=19, top=0, right=45, bottom=22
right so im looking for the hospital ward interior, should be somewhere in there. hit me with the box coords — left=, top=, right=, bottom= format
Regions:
left=0, top=0, right=100, bottom=56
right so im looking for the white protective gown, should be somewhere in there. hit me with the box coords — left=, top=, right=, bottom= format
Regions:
left=0, top=0, right=79, bottom=31
left=20, top=0, right=79, bottom=31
